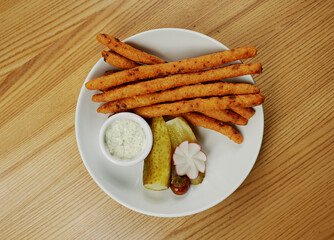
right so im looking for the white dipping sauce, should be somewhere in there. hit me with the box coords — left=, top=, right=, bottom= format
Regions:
left=105, top=118, right=146, bottom=160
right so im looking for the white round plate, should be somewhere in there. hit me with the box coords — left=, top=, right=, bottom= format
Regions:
left=75, top=28, right=264, bottom=217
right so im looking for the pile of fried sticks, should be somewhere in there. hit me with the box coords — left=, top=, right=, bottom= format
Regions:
left=85, top=34, right=265, bottom=144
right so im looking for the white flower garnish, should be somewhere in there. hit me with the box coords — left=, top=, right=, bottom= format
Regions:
left=173, top=141, right=207, bottom=179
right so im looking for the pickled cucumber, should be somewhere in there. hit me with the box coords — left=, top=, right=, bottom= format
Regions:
left=166, top=117, right=205, bottom=185
left=166, top=117, right=197, bottom=151
left=143, top=117, right=172, bottom=191
left=190, top=172, right=205, bottom=185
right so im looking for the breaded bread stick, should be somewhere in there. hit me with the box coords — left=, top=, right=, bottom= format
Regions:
left=97, top=33, right=165, bottom=64
left=229, top=106, right=255, bottom=119
left=182, top=113, right=243, bottom=144
left=104, top=70, right=119, bottom=76
left=102, top=50, right=140, bottom=69
left=86, top=46, right=258, bottom=90
left=133, top=94, right=265, bottom=118
left=199, top=109, right=248, bottom=125
left=97, top=82, right=260, bottom=113
left=93, top=63, right=262, bottom=102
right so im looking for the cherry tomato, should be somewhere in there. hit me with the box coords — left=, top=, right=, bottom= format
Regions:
left=171, top=176, right=190, bottom=195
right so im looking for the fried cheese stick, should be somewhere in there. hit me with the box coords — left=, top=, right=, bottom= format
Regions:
left=199, top=109, right=248, bottom=125
left=93, top=63, right=262, bottom=102
left=133, top=94, right=265, bottom=118
left=229, top=106, right=255, bottom=119
left=102, top=50, right=140, bottom=69
left=97, top=82, right=259, bottom=113
left=97, top=34, right=165, bottom=64
left=182, top=113, right=243, bottom=144
left=86, top=46, right=258, bottom=90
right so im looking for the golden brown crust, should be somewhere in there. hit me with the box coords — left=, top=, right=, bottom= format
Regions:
left=102, top=50, right=140, bottom=69
left=132, top=94, right=265, bottom=118
left=104, top=70, right=119, bottom=76
left=199, top=109, right=248, bottom=125
left=182, top=113, right=243, bottom=144
left=229, top=106, right=255, bottom=119
left=92, top=63, right=262, bottom=102
left=86, top=47, right=258, bottom=90
left=97, top=33, right=165, bottom=65
left=97, top=82, right=260, bottom=113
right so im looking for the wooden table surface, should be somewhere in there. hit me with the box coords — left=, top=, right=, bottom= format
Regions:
left=1, top=0, right=333, bottom=239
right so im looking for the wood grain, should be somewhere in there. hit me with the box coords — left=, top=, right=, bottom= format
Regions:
left=1, top=0, right=333, bottom=239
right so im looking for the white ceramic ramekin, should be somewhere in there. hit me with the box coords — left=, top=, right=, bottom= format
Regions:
left=99, top=112, right=153, bottom=166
